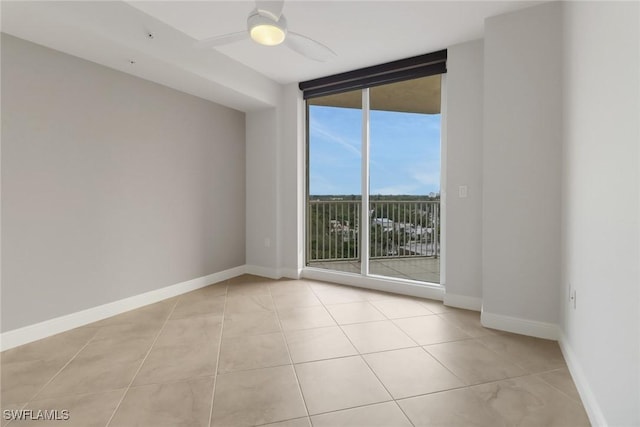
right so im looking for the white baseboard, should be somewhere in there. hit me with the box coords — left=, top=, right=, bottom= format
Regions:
left=558, top=331, right=608, bottom=427
left=245, top=265, right=283, bottom=280
left=0, top=265, right=246, bottom=351
left=280, top=268, right=302, bottom=280
left=480, top=310, right=560, bottom=340
left=443, top=293, right=482, bottom=311
left=301, top=267, right=444, bottom=301
left=243, top=265, right=302, bottom=280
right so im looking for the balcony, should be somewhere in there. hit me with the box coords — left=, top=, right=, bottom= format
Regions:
left=306, top=199, right=440, bottom=283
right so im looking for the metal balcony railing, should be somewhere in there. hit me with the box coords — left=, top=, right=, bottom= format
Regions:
left=307, top=199, right=440, bottom=263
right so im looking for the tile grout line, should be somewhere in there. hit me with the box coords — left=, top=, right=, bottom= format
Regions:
left=306, top=283, right=363, bottom=422
left=104, top=297, right=180, bottom=427
left=292, top=352, right=384, bottom=367
left=305, top=399, right=406, bottom=423
left=2, top=328, right=99, bottom=427
left=207, top=279, right=230, bottom=427
left=20, top=327, right=101, bottom=404
left=269, top=281, right=313, bottom=424
left=337, top=315, right=417, bottom=425
left=414, top=322, right=535, bottom=391
left=426, top=346, right=573, bottom=395
left=389, top=370, right=574, bottom=404
left=309, top=284, right=416, bottom=426
left=417, top=344, right=471, bottom=389
left=308, top=285, right=422, bottom=426
left=432, top=311, right=489, bottom=338
left=533, top=370, right=585, bottom=405
left=339, top=289, right=427, bottom=351
left=309, top=281, right=499, bottom=426
left=277, top=280, right=580, bottom=424
left=253, top=416, right=309, bottom=427
left=357, top=352, right=417, bottom=427
left=458, top=333, right=544, bottom=375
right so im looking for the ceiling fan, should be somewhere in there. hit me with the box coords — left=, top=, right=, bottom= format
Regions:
left=195, top=0, right=336, bottom=62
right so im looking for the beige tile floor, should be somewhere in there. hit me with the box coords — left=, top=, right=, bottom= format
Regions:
left=0, top=275, right=590, bottom=427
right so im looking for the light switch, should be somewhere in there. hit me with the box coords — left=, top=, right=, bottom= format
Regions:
left=458, top=185, right=468, bottom=198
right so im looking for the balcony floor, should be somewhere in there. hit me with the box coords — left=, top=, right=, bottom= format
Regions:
left=307, top=257, right=440, bottom=284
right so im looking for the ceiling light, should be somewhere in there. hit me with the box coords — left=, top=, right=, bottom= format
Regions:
left=250, top=24, right=285, bottom=46
left=247, top=12, right=286, bottom=46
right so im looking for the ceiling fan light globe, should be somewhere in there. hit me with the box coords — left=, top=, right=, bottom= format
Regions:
left=248, top=12, right=287, bottom=46
left=250, top=24, right=285, bottom=46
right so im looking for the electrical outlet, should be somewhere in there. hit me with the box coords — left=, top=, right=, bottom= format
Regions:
left=264, top=238, right=271, bottom=248
left=570, top=288, right=577, bottom=309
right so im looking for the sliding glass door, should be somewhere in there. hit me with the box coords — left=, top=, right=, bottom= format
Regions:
left=306, top=75, right=442, bottom=284
left=306, top=89, right=362, bottom=274
left=368, top=78, right=441, bottom=282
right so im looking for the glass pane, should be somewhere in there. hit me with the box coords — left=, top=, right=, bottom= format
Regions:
left=368, top=75, right=442, bottom=283
left=306, top=90, right=362, bottom=274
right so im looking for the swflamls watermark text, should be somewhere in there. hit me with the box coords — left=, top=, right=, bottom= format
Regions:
left=3, top=409, right=70, bottom=421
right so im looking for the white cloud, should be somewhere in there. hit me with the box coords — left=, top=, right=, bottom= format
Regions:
left=412, top=170, right=440, bottom=187
left=310, top=120, right=361, bottom=157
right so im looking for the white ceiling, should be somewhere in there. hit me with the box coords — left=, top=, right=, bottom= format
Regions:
left=1, top=0, right=540, bottom=111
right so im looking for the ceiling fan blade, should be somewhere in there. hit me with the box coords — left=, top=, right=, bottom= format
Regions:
left=286, top=31, right=336, bottom=62
left=255, top=0, right=284, bottom=20
left=195, top=31, right=248, bottom=49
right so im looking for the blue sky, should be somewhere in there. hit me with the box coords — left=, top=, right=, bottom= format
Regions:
left=309, top=105, right=441, bottom=195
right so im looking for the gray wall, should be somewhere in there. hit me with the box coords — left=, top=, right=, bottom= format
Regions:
left=244, top=85, right=304, bottom=280
left=1, top=34, right=246, bottom=332
left=278, top=83, right=305, bottom=278
left=482, top=2, right=563, bottom=324
left=561, top=2, right=639, bottom=424
left=245, top=107, right=280, bottom=276
left=443, top=39, right=484, bottom=303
